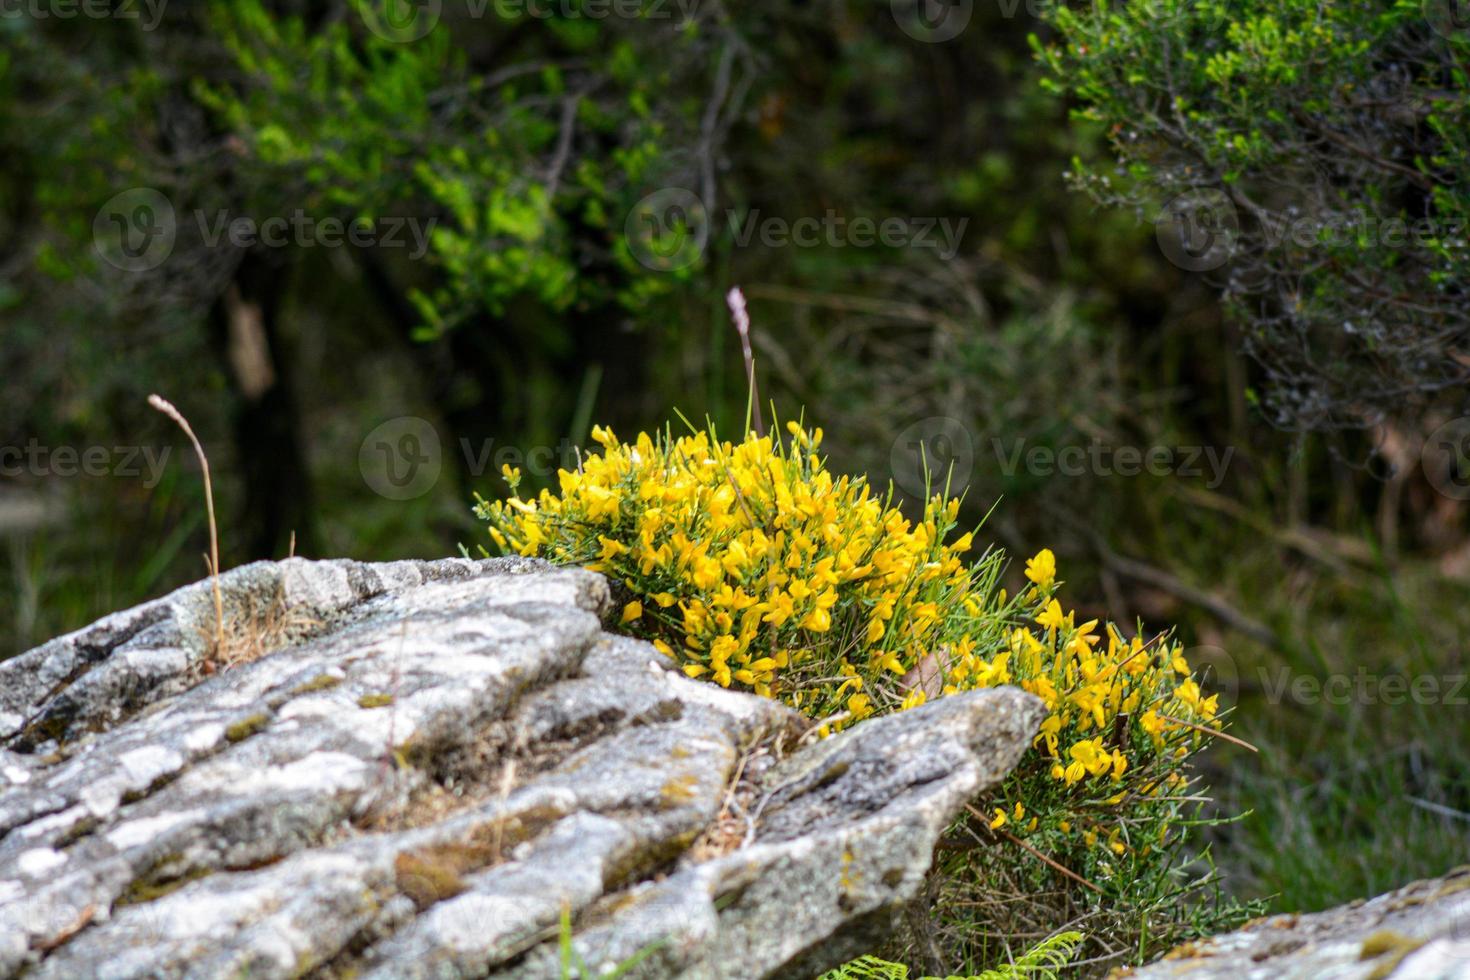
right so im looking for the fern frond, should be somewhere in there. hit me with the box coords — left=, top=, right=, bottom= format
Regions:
left=816, top=955, right=910, bottom=980
left=972, top=931, right=1085, bottom=979
left=817, top=932, right=1085, bottom=980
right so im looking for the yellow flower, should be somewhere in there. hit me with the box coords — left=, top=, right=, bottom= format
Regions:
left=1037, top=599, right=1067, bottom=631
left=481, top=419, right=1225, bottom=863
left=1069, top=737, right=1113, bottom=780
left=691, top=554, right=723, bottom=590
left=763, top=591, right=796, bottom=626
left=1025, top=548, right=1056, bottom=587
left=989, top=808, right=1007, bottom=830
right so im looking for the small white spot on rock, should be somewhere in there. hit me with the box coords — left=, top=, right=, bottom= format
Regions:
left=431, top=893, right=524, bottom=952
left=18, top=805, right=88, bottom=839
left=119, top=745, right=184, bottom=784
left=0, top=711, right=22, bottom=733
left=2, top=766, right=30, bottom=785
left=184, top=722, right=225, bottom=753
left=106, top=810, right=201, bottom=851
left=17, top=848, right=67, bottom=877
left=122, top=645, right=190, bottom=676
left=79, top=781, right=121, bottom=818
left=238, top=752, right=368, bottom=794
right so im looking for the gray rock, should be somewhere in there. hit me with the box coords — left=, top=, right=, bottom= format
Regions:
left=1119, top=867, right=1470, bottom=980
left=0, top=558, right=1043, bottom=979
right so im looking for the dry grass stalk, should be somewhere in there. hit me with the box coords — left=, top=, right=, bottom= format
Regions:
left=148, top=394, right=223, bottom=654
left=726, top=285, right=765, bottom=437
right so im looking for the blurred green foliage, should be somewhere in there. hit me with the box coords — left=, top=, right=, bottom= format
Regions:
left=1036, top=0, right=1470, bottom=430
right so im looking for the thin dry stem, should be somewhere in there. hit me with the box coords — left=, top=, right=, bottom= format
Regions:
left=148, top=394, right=223, bottom=653
left=726, top=286, right=765, bottom=437
left=962, top=804, right=1104, bottom=895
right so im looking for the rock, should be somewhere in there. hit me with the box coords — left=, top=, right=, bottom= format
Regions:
left=0, top=557, right=1044, bottom=979
left=1117, top=867, right=1470, bottom=980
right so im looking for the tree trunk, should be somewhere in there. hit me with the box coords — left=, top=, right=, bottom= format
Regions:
left=213, top=253, right=315, bottom=560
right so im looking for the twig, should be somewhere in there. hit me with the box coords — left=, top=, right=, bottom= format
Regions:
left=1406, top=795, right=1470, bottom=823
left=1155, top=713, right=1259, bottom=753
left=543, top=88, right=587, bottom=200
left=148, top=394, right=223, bottom=654
left=491, top=760, right=518, bottom=862
left=1098, top=547, right=1280, bottom=649
left=963, top=804, right=1104, bottom=895
left=1049, top=506, right=1280, bottom=648
left=796, top=710, right=850, bottom=746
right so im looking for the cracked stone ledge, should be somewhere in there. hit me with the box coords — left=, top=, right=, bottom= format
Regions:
left=0, top=557, right=1044, bottom=979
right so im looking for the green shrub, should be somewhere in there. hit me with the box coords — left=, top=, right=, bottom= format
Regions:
left=478, top=419, right=1252, bottom=971
left=1033, top=0, right=1470, bottom=430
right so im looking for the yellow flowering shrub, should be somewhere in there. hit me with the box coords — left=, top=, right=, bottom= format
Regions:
left=476, top=420, right=1248, bottom=968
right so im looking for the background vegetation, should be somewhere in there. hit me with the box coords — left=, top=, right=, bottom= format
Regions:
left=1, top=0, right=1466, bottom=969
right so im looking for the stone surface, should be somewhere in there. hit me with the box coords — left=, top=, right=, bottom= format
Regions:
left=0, top=557, right=1044, bottom=979
left=1117, top=866, right=1470, bottom=980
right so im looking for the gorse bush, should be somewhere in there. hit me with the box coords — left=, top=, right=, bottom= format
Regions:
left=477, top=419, right=1249, bottom=970
left=482, top=420, right=1006, bottom=725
